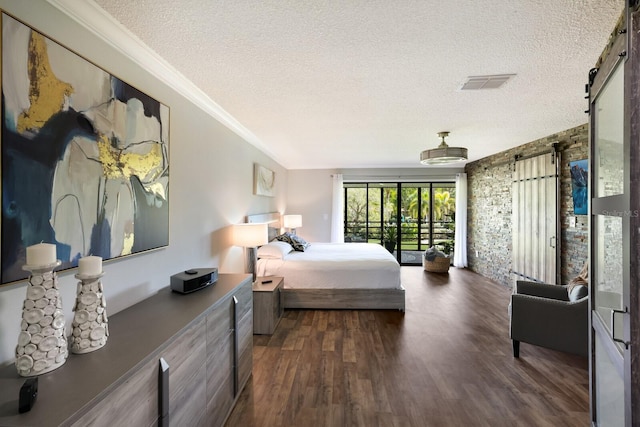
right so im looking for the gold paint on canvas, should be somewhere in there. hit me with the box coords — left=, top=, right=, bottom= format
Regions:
left=97, top=136, right=163, bottom=186
left=121, top=233, right=134, bottom=256
left=146, top=182, right=167, bottom=200
left=17, top=32, right=74, bottom=134
left=120, top=143, right=164, bottom=182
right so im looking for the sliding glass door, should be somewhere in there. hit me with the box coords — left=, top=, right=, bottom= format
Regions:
left=431, top=183, right=456, bottom=256
left=344, top=182, right=455, bottom=265
left=344, top=183, right=395, bottom=245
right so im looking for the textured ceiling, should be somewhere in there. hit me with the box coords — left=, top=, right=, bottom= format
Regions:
left=93, top=0, right=623, bottom=169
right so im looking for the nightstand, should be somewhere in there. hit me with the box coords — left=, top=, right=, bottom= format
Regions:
left=252, top=276, right=284, bottom=335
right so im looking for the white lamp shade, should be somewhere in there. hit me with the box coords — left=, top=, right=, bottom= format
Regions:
left=283, top=214, right=302, bottom=229
left=233, top=223, right=269, bottom=247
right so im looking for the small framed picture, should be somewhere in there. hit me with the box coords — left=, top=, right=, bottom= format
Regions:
left=569, top=159, right=588, bottom=215
left=254, top=164, right=275, bottom=197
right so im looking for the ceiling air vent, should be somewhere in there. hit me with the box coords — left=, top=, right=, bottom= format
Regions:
left=459, top=74, right=516, bottom=90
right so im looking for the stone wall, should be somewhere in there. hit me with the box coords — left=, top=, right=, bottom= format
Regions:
left=466, top=124, right=589, bottom=288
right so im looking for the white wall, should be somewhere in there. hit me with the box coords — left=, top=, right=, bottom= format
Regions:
left=286, top=169, right=338, bottom=242
left=0, top=1, right=286, bottom=366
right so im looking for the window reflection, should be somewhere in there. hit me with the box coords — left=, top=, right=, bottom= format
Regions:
left=595, top=215, right=623, bottom=338
left=594, top=63, right=624, bottom=197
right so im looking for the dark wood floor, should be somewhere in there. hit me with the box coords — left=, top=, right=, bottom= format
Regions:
left=226, top=267, right=589, bottom=426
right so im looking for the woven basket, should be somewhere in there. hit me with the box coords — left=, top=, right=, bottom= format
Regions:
left=423, top=256, right=451, bottom=273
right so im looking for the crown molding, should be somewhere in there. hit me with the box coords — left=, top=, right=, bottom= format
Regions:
left=45, top=0, right=278, bottom=162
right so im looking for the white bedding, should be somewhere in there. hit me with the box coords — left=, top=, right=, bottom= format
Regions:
left=256, top=243, right=401, bottom=290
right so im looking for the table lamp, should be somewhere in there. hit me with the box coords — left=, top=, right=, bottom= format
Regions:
left=233, top=223, right=268, bottom=281
left=283, top=214, right=302, bottom=235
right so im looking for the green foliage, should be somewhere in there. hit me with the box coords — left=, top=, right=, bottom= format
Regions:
left=346, top=187, right=367, bottom=225
left=383, top=188, right=397, bottom=222
left=393, top=186, right=456, bottom=223
left=382, top=224, right=397, bottom=242
left=433, top=189, right=456, bottom=221
left=438, top=240, right=454, bottom=255
left=400, top=222, right=418, bottom=241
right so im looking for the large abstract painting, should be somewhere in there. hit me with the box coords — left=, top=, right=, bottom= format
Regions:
left=1, top=13, right=170, bottom=284
left=569, top=159, right=588, bottom=215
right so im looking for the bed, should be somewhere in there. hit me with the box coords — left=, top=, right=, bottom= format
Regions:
left=247, top=213, right=405, bottom=311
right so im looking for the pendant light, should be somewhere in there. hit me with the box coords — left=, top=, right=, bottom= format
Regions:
left=420, top=131, right=468, bottom=165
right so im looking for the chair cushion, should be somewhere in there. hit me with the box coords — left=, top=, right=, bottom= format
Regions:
left=568, top=284, right=588, bottom=302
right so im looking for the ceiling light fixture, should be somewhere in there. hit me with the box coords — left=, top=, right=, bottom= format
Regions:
left=420, top=131, right=468, bottom=165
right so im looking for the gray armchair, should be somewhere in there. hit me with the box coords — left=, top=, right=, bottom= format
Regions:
left=509, top=280, right=588, bottom=357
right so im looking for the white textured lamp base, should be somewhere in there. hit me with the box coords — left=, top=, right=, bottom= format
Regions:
left=71, top=272, right=109, bottom=354
left=16, top=261, right=68, bottom=377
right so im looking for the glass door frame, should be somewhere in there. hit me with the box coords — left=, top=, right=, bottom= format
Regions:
left=398, top=183, right=430, bottom=266
left=588, top=7, right=634, bottom=423
left=343, top=181, right=455, bottom=266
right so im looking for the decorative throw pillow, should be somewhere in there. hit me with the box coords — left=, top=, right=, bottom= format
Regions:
left=257, top=241, right=293, bottom=259
left=291, top=234, right=310, bottom=251
left=568, top=284, right=588, bottom=302
left=424, top=246, right=447, bottom=261
left=275, top=232, right=310, bottom=252
left=566, top=263, right=588, bottom=298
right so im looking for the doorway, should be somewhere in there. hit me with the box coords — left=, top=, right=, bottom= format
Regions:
left=343, top=182, right=455, bottom=265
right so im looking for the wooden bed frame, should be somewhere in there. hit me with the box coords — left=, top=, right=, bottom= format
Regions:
left=282, top=287, right=405, bottom=311
left=247, top=212, right=406, bottom=311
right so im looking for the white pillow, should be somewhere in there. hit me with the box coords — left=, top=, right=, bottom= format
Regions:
left=257, top=241, right=293, bottom=259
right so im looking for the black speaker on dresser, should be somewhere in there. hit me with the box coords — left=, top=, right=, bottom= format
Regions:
left=170, top=268, right=218, bottom=294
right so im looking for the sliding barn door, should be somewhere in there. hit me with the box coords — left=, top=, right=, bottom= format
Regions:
left=512, top=151, right=559, bottom=284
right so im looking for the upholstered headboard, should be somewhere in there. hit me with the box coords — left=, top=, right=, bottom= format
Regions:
left=246, top=212, right=281, bottom=242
